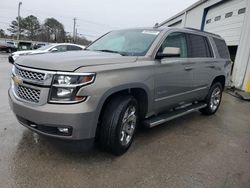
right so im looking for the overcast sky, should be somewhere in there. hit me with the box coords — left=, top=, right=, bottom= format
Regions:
left=0, top=0, right=197, bottom=40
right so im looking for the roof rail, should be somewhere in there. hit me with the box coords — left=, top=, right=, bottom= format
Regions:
left=184, top=27, right=221, bottom=37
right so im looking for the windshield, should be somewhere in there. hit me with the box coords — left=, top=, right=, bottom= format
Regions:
left=37, top=44, right=54, bottom=51
left=86, top=29, right=160, bottom=56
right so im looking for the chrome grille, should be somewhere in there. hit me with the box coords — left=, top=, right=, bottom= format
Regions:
left=15, top=66, right=45, bottom=82
left=16, top=85, right=41, bottom=103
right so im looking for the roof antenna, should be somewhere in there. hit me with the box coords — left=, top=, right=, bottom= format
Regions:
left=154, top=23, right=159, bottom=28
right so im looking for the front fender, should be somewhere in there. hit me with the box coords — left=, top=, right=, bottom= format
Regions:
left=89, top=83, right=153, bottom=137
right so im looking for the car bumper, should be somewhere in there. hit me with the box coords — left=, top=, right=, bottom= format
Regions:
left=8, top=89, right=97, bottom=141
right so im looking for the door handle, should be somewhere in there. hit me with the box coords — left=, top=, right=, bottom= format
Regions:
left=184, top=66, right=193, bottom=71
left=208, top=65, right=215, bottom=69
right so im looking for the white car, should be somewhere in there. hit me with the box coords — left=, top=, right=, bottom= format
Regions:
left=9, top=43, right=85, bottom=63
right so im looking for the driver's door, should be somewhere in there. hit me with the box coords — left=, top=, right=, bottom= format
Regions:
left=51, top=45, right=67, bottom=52
left=154, top=32, right=195, bottom=112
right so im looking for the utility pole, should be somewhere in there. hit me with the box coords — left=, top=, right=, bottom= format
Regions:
left=73, top=17, right=76, bottom=43
left=75, top=28, right=77, bottom=43
left=17, top=1, right=22, bottom=41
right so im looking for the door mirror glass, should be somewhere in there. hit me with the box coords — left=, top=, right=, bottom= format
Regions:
left=156, top=32, right=187, bottom=59
left=50, top=48, right=58, bottom=52
left=157, top=47, right=180, bottom=58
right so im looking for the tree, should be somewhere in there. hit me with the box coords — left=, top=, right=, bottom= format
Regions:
left=0, top=29, right=5, bottom=38
left=44, top=18, right=66, bottom=42
left=7, top=17, right=25, bottom=36
left=22, top=15, right=40, bottom=40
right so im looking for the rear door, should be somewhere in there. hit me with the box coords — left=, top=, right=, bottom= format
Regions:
left=53, top=45, right=67, bottom=52
left=154, top=32, right=195, bottom=112
left=185, top=33, right=216, bottom=99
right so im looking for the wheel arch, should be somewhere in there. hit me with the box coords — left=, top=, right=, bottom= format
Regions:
left=91, top=84, right=151, bottom=137
left=211, top=75, right=226, bottom=90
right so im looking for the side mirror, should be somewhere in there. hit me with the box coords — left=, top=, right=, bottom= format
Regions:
left=157, top=47, right=181, bottom=59
left=50, top=48, right=58, bottom=52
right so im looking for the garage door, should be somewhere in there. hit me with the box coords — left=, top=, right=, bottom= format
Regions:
left=204, top=0, right=247, bottom=46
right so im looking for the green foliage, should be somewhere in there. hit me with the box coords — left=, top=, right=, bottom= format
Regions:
left=44, top=18, right=65, bottom=42
left=0, top=29, right=5, bottom=38
left=6, top=15, right=92, bottom=44
left=22, top=15, right=40, bottom=40
left=7, top=17, right=25, bottom=35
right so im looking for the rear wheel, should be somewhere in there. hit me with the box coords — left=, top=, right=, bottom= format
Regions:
left=200, top=82, right=222, bottom=115
left=6, top=48, right=12, bottom=53
left=98, top=95, right=138, bottom=155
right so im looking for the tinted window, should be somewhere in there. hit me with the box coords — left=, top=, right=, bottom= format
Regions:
left=213, top=38, right=230, bottom=59
left=206, top=19, right=211, bottom=24
left=238, top=8, right=246, bottom=14
left=38, top=44, right=54, bottom=50
left=67, top=45, right=82, bottom=51
left=159, top=32, right=188, bottom=58
left=187, top=34, right=213, bottom=58
left=215, top=16, right=221, bottom=21
left=54, top=45, right=67, bottom=52
left=225, top=12, right=233, bottom=18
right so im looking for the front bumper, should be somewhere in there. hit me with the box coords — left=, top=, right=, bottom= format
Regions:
left=8, top=89, right=97, bottom=140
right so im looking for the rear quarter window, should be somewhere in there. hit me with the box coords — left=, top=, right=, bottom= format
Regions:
left=213, top=38, right=230, bottom=59
left=67, top=45, right=83, bottom=51
left=187, top=34, right=213, bottom=58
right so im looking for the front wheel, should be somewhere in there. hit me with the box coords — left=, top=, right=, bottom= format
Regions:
left=98, top=95, right=138, bottom=155
left=200, top=82, right=223, bottom=115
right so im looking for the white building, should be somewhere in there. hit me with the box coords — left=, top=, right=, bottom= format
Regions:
left=160, top=0, right=250, bottom=92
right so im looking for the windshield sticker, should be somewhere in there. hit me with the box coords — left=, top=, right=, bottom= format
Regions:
left=142, top=30, right=160, bottom=35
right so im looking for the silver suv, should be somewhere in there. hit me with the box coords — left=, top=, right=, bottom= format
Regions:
left=9, top=27, right=231, bottom=155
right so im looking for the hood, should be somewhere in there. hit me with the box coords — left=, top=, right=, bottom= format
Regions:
left=15, top=50, right=138, bottom=71
left=13, top=50, right=45, bottom=55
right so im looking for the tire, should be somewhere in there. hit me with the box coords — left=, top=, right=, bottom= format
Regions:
left=200, top=82, right=223, bottom=115
left=6, top=48, right=12, bottom=53
left=98, top=95, right=138, bottom=155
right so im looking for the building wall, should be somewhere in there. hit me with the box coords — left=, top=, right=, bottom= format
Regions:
left=160, top=0, right=250, bottom=91
left=232, top=0, right=250, bottom=91
left=163, top=14, right=185, bottom=28
left=184, top=7, right=204, bottom=28
left=204, top=0, right=247, bottom=46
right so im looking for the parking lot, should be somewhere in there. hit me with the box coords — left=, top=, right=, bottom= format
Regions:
left=0, top=52, right=249, bottom=188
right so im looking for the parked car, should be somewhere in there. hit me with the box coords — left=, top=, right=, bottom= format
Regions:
left=9, top=27, right=231, bottom=155
left=8, top=43, right=85, bottom=63
left=0, top=40, right=18, bottom=53
left=17, top=41, right=33, bottom=51
left=33, top=43, right=48, bottom=49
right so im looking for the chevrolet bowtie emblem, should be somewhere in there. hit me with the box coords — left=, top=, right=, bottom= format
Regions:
left=12, top=75, right=23, bottom=85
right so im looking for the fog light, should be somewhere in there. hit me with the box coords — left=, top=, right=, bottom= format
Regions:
left=58, top=128, right=69, bottom=133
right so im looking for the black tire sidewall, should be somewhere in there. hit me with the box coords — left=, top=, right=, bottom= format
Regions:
left=6, top=48, right=11, bottom=53
left=115, top=98, right=138, bottom=151
left=204, top=82, right=223, bottom=114
left=99, top=95, right=138, bottom=155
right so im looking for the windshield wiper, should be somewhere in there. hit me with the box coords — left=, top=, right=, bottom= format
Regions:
left=95, top=49, right=126, bottom=56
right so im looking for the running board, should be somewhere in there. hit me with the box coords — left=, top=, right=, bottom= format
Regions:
left=144, top=103, right=207, bottom=128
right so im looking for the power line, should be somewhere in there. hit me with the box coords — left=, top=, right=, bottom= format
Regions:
left=67, top=31, right=100, bottom=38
left=0, top=6, right=115, bottom=29
left=0, top=6, right=111, bottom=39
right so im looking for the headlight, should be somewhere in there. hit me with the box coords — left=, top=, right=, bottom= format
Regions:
left=49, top=73, right=95, bottom=104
